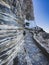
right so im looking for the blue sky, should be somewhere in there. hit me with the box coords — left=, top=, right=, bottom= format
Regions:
left=33, top=0, right=49, bottom=33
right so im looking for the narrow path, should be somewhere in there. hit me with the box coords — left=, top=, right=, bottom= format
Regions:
left=16, top=31, right=49, bottom=65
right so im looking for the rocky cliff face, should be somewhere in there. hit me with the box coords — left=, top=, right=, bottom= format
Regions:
left=23, top=0, right=34, bottom=20
left=2, top=0, right=34, bottom=21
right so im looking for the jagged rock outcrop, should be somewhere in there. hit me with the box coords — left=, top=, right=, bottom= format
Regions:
left=2, top=0, right=34, bottom=21
left=0, top=1, right=34, bottom=65
left=23, top=0, right=34, bottom=20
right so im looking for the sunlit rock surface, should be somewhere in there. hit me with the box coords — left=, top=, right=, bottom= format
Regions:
left=0, top=0, right=49, bottom=65
left=2, top=0, right=34, bottom=20
left=0, top=0, right=24, bottom=65
left=14, top=31, right=49, bottom=65
left=31, top=26, right=49, bottom=56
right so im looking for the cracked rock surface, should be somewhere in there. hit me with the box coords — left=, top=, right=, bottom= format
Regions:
left=15, top=31, right=49, bottom=65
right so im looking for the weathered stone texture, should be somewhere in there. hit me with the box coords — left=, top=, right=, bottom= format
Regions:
left=23, top=0, right=34, bottom=20
left=2, top=0, right=34, bottom=20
